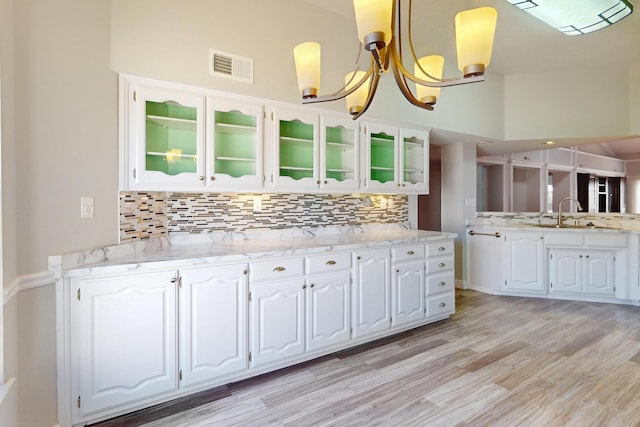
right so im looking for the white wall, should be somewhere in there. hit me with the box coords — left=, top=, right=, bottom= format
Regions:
left=505, top=66, right=630, bottom=139
left=629, top=62, right=640, bottom=135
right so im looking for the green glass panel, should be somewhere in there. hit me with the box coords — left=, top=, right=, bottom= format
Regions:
left=145, top=100, right=197, bottom=176
left=215, top=110, right=256, bottom=127
left=279, top=119, right=314, bottom=181
left=213, top=110, right=258, bottom=178
left=370, top=132, right=395, bottom=183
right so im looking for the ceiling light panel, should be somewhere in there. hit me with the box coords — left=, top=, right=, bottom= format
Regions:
left=507, top=0, right=633, bottom=35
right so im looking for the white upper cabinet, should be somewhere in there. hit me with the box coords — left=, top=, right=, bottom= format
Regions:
left=362, top=123, right=430, bottom=193
left=121, top=75, right=429, bottom=194
left=319, top=115, right=360, bottom=193
left=126, top=80, right=206, bottom=190
left=268, top=106, right=320, bottom=192
left=206, top=97, right=265, bottom=190
left=399, top=128, right=429, bottom=193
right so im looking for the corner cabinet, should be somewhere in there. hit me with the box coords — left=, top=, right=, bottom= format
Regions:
left=362, top=123, right=429, bottom=193
left=120, top=75, right=429, bottom=194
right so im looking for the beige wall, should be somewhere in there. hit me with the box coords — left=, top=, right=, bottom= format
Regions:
left=629, top=62, right=640, bottom=135
left=504, top=66, right=631, bottom=140
left=110, top=0, right=506, bottom=140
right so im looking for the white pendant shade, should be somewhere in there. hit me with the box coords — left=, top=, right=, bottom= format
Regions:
left=414, top=55, right=444, bottom=103
left=345, top=71, right=369, bottom=114
left=293, top=42, right=321, bottom=97
left=455, top=7, right=497, bottom=75
left=353, top=0, right=393, bottom=46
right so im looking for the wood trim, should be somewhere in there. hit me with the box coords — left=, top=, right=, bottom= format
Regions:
left=3, top=270, right=57, bottom=305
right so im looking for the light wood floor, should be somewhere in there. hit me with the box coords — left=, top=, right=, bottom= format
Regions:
left=95, top=290, right=640, bottom=427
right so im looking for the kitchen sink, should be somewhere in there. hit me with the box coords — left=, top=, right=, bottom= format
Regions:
left=535, top=223, right=615, bottom=230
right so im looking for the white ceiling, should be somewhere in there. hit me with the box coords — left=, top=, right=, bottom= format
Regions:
left=303, top=0, right=640, bottom=158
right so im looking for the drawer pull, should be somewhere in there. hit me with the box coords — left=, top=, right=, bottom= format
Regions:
left=325, top=260, right=337, bottom=266
left=439, top=281, right=446, bottom=286
left=439, top=302, right=446, bottom=307
left=273, top=266, right=286, bottom=272
left=438, top=262, right=446, bottom=267
left=439, top=246, right=445, bottom=251
left=407, top=250, right=415, bottom=255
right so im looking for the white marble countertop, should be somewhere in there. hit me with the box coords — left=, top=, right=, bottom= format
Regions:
left=50, top=224, right=457, bottom=277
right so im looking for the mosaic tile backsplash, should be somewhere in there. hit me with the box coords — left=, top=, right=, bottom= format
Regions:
left=120, top=192, right=409, bottom=242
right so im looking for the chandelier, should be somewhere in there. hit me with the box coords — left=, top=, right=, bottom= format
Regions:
left=293, top=0, right=498, bottom=120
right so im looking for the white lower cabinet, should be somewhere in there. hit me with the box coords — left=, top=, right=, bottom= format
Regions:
left=505, top=232, right=545, bottom=292
left=306, top=272, right=351, bottom=352
left=62, top=237, right=457, bottom=426
left=352, top=248, right=392, bottom=338
left=549, top=249, right=615, bottom=296
left=179, top=265, right=248, bottom=387
left=249, top=278, right=306, bottom=368
left=392, top=262, right=425, bottom=326
left=71, top=270, right=178, bottom=416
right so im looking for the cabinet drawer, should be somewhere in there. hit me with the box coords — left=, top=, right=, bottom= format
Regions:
left=426, top=257, right=454, bottom=274
left=391, top=244, right=425, bottom=262
left=426, top=240, right=454, bottom=257
left=306, top=252, right=351, bottom=274
left=585, top=233, right=627, bottom=248
left=426, top=272, right=455, bottom=295
left=427, top=292, right=455, bottom=317
left=250, top=258, right=304, bottom=282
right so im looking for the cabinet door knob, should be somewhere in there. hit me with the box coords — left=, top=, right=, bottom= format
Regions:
left=439, top=281, right=446, bottom=286
left=439, top=302, right=446, bottom=307
left=407, top=250, right=415, bottom=255
left=310, top=284, right=315, bottom=288
left=324, top=180, right=328, bottom=184
left=210, top=176, right=215, bottom=181
left=326, top=260, right=336, bottom=266
left=439, top=262, right=446, bottom=267
left=439, top=247, right=445, bottom=251
left=199, top=176, right=205, bottom=181
left=273, top=266, right=286, bottom=272
left=303, top=284, right=307, bottom=289
left=317, top=180, right=321, bottom=184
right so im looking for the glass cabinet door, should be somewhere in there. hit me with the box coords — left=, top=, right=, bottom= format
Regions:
left=270, top=107, right=319, bottom=191
left=364, top=123, right=399, bottom=192
left=399, top=128, right=429, bottom=193
left=207, top=97, right=265, bottom=190
left=129, top=84, right=205, bottom=189
left=320, top=115, right=359, bottom=192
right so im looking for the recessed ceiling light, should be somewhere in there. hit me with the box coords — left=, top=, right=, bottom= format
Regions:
left=543, top=140, right=558, bottom=145
left=507, top=0, right=633, bottom=35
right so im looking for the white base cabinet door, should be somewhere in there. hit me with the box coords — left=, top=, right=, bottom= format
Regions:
left=505, top=232, right=545, bottom=292
left=179, top=265, right=248, bottom=387
left=392, top=261, right=425, bottom=327
left=549, top=249, right=614, bottom=296
left=250, top=279, right=306, bottom=367
left=306, top=272, right=351, bottom=352
left=352, top=249, right=391, bottom=338
left=73, top=270, right=178, bottom=416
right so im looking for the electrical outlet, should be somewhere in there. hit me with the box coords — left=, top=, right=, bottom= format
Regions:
left=253, top=196, right=262, bottom=212
left=380, top=198, right=388, bottom=209
left=81, top=197, right=94, bottom=219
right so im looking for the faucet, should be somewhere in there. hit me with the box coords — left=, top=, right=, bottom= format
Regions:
left=557, top=197, right=583, bottom=226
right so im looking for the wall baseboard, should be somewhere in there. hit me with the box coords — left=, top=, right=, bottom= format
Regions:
left=3, top=271, right=57, bottom=305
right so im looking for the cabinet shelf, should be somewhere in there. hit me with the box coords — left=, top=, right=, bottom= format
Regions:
left=280, top=136, right=313, bottom=144
left=327, top=169, right=354, bottom=173
left=327, top=141, right=355, bottom=149
left=216, top=156, right=256, bottom=163
left=371, top=166, right=395, bottom=171
left=146, top=115, right=197, bottom=131
left=215, top=123, right=256, bottom=135
left=280, top=166, right=314, bottom=171
left=146, top=151, right=197, bottom=160
left=404, top=169, right=424, bottom=173
left=404, top=141, right=424, bottom=148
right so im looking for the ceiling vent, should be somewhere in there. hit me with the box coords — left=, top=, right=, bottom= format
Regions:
left=209, top=49, right=253, bottom=84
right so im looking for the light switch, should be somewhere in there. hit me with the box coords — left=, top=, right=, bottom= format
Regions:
left=81, top=197, right=94, bottom=219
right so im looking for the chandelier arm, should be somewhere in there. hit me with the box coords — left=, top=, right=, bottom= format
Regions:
left=301, top=64, right=375, bottom=105
left=351, top=62, right=382, bottom=120
left=389, top=42, right=485, bottom=88
left=390, top=58, right=433, bottom=111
